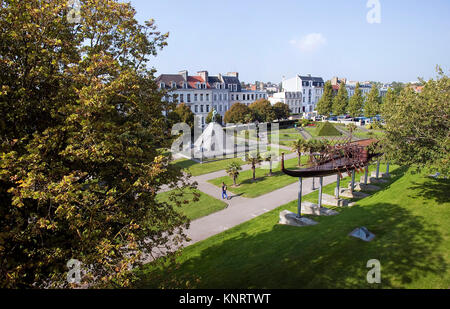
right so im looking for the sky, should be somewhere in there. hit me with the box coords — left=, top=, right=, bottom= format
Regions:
left=129, top=0, right=450, bottom=84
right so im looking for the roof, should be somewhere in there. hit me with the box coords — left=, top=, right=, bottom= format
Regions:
left=298, top=75, right=324, bottom=83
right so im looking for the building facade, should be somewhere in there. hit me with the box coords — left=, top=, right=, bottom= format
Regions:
left=156, top=70, right=268, bottom=126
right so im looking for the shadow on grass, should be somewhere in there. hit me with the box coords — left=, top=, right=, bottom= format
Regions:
left=138, top=201, right=446, bottom=289
left=409, top=178, right=450, bottom=204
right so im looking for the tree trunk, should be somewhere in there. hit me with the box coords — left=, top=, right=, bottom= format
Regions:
left=252, top=165, right=256, bottom=180
left=298, top=152, right=301, bottom=167
left=233, top=175, right=237, bottom=186
left=269, top=161, right=273, bottom=176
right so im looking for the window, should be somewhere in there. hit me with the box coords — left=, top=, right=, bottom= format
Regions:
left=219, top=105, right=222, bottom=112
left=219, top=94, right=222, bottom=101
left=200, top=105, right=204, bottom=113
left=206, top=105, right=210, bottom=113
left=196, top=83, right=201, bottom=89
left=159, top=82, right=165, bottom=89
left=236, top=94, right=239, bottom=100
left=194, top=94, right=198, bottom=101
left=224, top=94, right=227, bottom=101
left=206, top=94, right=210, bottom=101
left=200, top=94, right=203, bottom=102
left=171, top=82, right=177, bottom=89
left=231, top=94, right=234, bottom=100
left=180, top=94, right=184, bottom=102
left=233, top=84, right=237, bottom=91
left=214, top=94, right=217, bottom=101
left=187, top=94, right=191, bottom=103
left=194, top=105, right=198, bottom=113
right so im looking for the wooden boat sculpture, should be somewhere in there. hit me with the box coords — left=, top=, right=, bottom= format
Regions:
left=281, top=138, right=382, bottom=178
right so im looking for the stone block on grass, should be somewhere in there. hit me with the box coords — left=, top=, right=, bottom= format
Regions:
left=279, top=210, right=318, bottom=227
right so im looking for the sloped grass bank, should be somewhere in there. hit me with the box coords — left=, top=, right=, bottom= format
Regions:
left=138, top=167, right=449, bottom=288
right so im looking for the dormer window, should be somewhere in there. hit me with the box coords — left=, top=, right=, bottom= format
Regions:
left=171, top=82, right=177, bottom=89
left=182, top=82, right=188, bottom=89
left=196, top=82, right=201, bottom=89
left=202, top=83, right=207, bottom=89
left=159, top=82, right=165, bottom=89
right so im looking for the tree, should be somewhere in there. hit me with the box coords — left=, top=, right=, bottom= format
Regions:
left=174, top=103, right=195, bottom=128
left=249, top=99, right=276, bottom=123
left=348, top=83, right=364, bottom=118
left=263, top=152, right=277, bottom=176
left=346, top=123, right=357, bottom=140
left=224, top=102, right=253, bottom=124
left=273, top=102, right=290, bottom=120
left=206, top=109, right=222, bottom=124
left=364, top=86, right=381, bottom=118
left=0, top=0, right=192, bottom=288
left=381, top=88, right=396, bottom=118
left=316, top=81, right=334, bottom=116
left=225, top=162, right=242, bottom=186
left=382, top=68, right=450, bottom=175
left=246, top=152, right=262, bottom=181
left=291, top=138, right=307, bottom=167
left=332, top=82, right=349, bottom=116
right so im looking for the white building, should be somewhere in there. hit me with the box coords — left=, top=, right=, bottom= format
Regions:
left=156, top=70, right=267, bottom=126
left=268, top=91, right=303, bottom=114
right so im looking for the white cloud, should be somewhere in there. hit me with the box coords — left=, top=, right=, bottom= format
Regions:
left=290, top=33, right=327, bottom=52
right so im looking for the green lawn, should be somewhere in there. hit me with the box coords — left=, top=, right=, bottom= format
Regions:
left=172, top=146, right=292, bottom=176
left=156, top=188, right=227, bottom=221
left=138, top=167, right=450, bottom=289
left=208, top=156, right=309, bottom=198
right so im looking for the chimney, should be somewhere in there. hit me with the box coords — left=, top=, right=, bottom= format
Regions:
left=227, top=72, right=239, bottom=78
left=179, top=70, right=188, bottom=81
left=197, top=70, right=208, bottom=82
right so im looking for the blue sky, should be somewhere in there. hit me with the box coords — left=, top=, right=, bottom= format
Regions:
left=130, top=0, right=450, bottom=84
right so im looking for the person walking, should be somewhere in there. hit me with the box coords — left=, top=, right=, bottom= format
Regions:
left=221, top=182, right=229, bottom=200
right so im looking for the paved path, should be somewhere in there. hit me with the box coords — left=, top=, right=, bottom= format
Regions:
left=184, top=173, right=338, bottom=245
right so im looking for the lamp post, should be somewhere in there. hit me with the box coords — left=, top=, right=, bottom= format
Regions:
left=297, top=177, right=303, bottom=218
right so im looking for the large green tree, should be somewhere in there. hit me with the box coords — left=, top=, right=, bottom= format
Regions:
left=249, top=99, right=276, bottom=123
left=0, top=0, right=194, bottom=288
left=348, top=83, right=364, bottom=118
left=382, top=69, right=450, bottom=174
left=316, top=81, right=334, bottom=116
left=332, top=83, right=349, bottom=116
left=174, top=103, right=195, bottom=127
left=364, top=86, right=381, bottom=118
left=224, top=102, right=253, bottom=124
left=273, top=102, right=290, bottom=120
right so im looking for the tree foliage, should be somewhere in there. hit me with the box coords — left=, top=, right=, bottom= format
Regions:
left=224, top=102, right=253, bottom=124
left=249, top=99, right=276, bottom=123
left=225, top=162, right=242, bottom=186
left=364, top=86, right=381, bottom=118
left=382, top=68, right=450, bottom=174
left=0, top=0, right=193, bottom=288
left=316, top=81, right=334, bottom=116
left=174, top=103, right=195, bottom=127
left=348, top=83, right=364, bottom=118
left=332, top=83, right=348, bottom=116
left=273, top=102, right=290, bottom=120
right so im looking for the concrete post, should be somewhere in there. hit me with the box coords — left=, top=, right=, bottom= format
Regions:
left=312, top=177, right=316, bottom=190
left=350, top=170, right=356, bottom=194
left=297, top=177, right=303, bottom=218
left=376, top=159, right=380, bottom=178
left=318, top=177, right=323, bottom=208
left=335, top=174, right=340, bottom=199
left=364, top=165, right=369, bottom=185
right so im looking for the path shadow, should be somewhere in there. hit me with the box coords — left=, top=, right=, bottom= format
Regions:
left=228, top=193, right=244, bottom=200
left=138, top=199, right=447, bottom=289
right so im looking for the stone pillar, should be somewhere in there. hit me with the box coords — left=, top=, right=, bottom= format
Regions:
left=318, top=177, right=323, bottom=208
left=335, top=174, right=340, bottom=199
left=376, top=159, right=380, bottom=178
left=297, top=177, right=303, bottom=218
left=312, top=177, right=316, bottom=190
left=350, top=170, right=356, bottom=194
left=364, top=165, right=369, bottom=185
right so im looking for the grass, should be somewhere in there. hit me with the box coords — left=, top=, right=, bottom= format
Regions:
left=207, top=156, right=309, bottom=198
left=172, top=146, right=291, bottom=176
left=137, top=167, right=450, bottom=289
left=156, top=188, right=227, bottom=221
